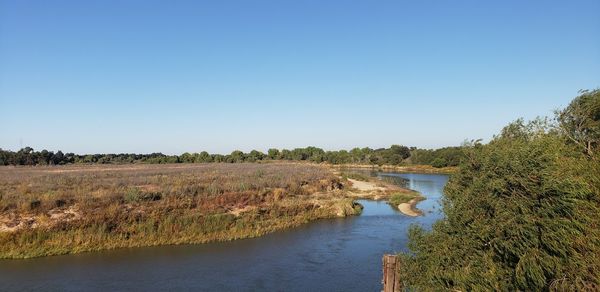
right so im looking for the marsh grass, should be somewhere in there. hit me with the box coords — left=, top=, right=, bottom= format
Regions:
left=0, top=163, right=354, bottom=258
left=387, top=192, right=423, bottom=209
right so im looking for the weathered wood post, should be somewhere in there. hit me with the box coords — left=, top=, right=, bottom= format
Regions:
left=382, top=254, right=401, bottom=292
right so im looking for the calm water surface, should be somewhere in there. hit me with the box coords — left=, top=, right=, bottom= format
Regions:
left=0, top=172, right=449, bottom=292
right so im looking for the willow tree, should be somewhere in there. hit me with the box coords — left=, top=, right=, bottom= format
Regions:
left=557, top=89, right=600, bottom=157
left=399, top=96, right=600, bottom=291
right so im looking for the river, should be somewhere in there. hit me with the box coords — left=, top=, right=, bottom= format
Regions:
left=0, top=172, right=449, bottom=291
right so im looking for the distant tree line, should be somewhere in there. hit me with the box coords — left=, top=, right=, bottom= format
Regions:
left=0, top=144, right=463, bottom=168
left=408, top=146, right=463, bottom=167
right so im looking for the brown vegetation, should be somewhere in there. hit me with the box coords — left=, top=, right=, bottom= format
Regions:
left=0, top=163, right=362, bottom=258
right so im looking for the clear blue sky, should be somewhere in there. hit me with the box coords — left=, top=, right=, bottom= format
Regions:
left=1, top=0, right=599, bottom=154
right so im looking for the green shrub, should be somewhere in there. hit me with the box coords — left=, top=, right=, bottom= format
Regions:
left=431, top=157, right=447, bottom=168
left=399, top=118, right=600, bottom=291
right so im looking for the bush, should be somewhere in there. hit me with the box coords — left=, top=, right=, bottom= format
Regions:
left=431, top=158, right=447, bottom=168
left=399, top=119, right=600, bottom=291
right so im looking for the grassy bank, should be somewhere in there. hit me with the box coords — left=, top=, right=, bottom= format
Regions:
left=331, top=163, right=456, bottom=174
left=0, top=163, right=364, bottom=259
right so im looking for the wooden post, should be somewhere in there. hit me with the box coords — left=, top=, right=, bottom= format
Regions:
left=382, top=254, right=401, bottom=292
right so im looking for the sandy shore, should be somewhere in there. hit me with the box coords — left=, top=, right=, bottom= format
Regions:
left=398, top=198, right=422, bottom=217
left=347, top=178, right=386, bottom=192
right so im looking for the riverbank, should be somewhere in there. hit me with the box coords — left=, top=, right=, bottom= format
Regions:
left=397, top=198, right=423, bottom=217
left=0, top=163, right=417, bottom=259
left=330, top=163, right=457, bottom=174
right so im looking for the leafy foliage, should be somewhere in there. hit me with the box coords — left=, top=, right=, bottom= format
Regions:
left=409, top=146, right=464, bottom=168
left=557, top=89, right=600, bottom=156
left=399, top=92, right=600, bottom=291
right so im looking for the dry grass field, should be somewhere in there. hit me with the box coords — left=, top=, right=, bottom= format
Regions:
left=0, top=163, right=365, bottom=258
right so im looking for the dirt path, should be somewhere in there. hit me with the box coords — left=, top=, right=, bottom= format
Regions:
left=347, top=178, right=386, bottom=192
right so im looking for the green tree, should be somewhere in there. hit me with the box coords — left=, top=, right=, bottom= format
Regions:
left=431, top=157, right=447, bottom=168
left=51, top=151, right=65, bottom=165
left=38, top=149, right=50, bottom=165
left=267, top=148, right=280, bottom=160
left=228, top=150, right=245, bottom=163
left=280, top=149, right=292, bottom=160
left=0, top=149, right=9, bottom=165
left=195, top=151, right=212, bottom=163
left=399, top=118, right=600, bottom=291
left=211, top=154, right=225, bottom=162
left=349, top=147, right=363, bottom=163
left=557, top=89, right=600, bottom=156
left=390, top=144, right=411, bottom=160
left=247, top=150, right=265, bottom=162
left=291, top=148, right=308, bottom=160
left=180, top=152, right=193, bottom=163
left=305, top=146, right=325, bottom=162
